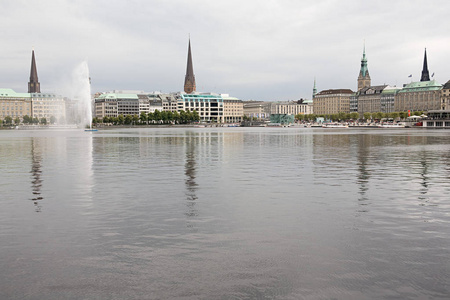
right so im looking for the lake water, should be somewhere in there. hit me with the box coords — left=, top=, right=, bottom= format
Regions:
left=1, top=127, right=449, bottom=299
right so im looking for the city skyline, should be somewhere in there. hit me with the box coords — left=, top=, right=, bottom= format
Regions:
left=1, top=0, right=449, bottom=101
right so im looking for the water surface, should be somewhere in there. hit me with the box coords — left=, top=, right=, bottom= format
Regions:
left=1, top=127, right=449, bottom=299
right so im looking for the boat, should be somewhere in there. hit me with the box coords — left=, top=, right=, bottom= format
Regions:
left=377, top=123, right=405, bottom=128
left=322, top=123, right=349, bottom=128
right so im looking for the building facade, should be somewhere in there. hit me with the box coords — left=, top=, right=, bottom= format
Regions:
left=31, top=93, right=66, bottom=121
left=243, top=101, right=271, bottom=120
left=313, top=89, right=353, bottom=115
left=440, top=80, right=450, bottom=110
left=0, top=89, right=32, bottom=120
left=223, top=96, right=243, bottom=123
left=270, top=100, right=313, bottom=116
left=177, top=93, right=224, bottom=122
left=394, top=80, right=442, bottom=112
left=94, top=92, right=164, bottom=118
left=356, top=85, right=387, bottom=114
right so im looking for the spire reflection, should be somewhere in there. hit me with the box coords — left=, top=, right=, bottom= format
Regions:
left=184, top=134, right=198, bottom=228
left=30, top=138, right=43, bottom=212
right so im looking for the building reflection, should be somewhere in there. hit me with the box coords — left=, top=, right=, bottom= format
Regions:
left=184, top=133, right=198, bottom=228
left=30, top=138, right=43, bottom=212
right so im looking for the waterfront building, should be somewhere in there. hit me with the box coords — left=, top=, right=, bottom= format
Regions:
left=177, top=92, right=224, bottom=122
left=158, top=93, right=178, bottom=112
left=223, top=95, right=243, bottom=123
left=94, top=91, right=163, bottom=118
left=1, top=51, right=65, bottom=123
left=395, top=49, right=442, bottom=112
left=380, top=86, right=402, bottom=113
left=313, top=89, right=353, bottom=115
left=422, top=110, right=450, bottom=128
left=440, top=80, right=450, bottom=110
left=184, top=39, right=196, bottom=94
left=0, top=89, right=32, bottom=120
left=394, top=80, right=442, bottom=112
left=357, top=45, right=371, bottom=91
left=356, top=85, right=387, bottom=114
left=31, top=92, right=66, bottom=121
left=270, top=114, right=295, bottom=125
left=270, top=99, right=313, bottom=116
left=349, top=93, right=358, bottom=113
left=243, top=100, right=271, bottom=120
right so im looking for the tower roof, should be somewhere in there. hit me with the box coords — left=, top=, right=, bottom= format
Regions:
left=28, top=49, right=41, bottom=93
left=420, top=48, right=430, bottom=82
left=359, top=44, right=369, bottom=77
left=184, top=39, right=196, bottom=94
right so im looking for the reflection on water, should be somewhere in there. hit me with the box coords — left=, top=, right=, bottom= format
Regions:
left=1, top=128, right=450, bottom=299
left=30, top=138, right=44, bottom=212
left=184, top=133, right=199, bottom=226
left=356, top=135, right=370, bottom=210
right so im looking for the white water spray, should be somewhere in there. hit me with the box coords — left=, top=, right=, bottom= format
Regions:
left=71, top=61, right=92, bottom=129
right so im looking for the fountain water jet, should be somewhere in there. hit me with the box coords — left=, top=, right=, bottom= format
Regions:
left=71, top=61, right=96, bottom=131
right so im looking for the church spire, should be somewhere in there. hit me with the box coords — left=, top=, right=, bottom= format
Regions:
left=184, top=38, right=196, bottom=94
left=420, top=48, right=430, bottom=82
left=357, top=42, right=371, bottom=90
left=28, top=49, right=41, bottom=93
left=312, top=77, right=317, bottom=99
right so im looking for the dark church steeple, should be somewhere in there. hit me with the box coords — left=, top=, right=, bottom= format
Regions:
left=420, top=48, right=430, bottom=82
left=28, top=49, right=41, bottom=93
left=184, top=39, right=196, bottom=94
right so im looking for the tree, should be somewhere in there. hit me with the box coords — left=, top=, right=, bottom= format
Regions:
left=192, top=110, right=200, bottom=122
left=172, top=111, right=180, bottom=124
left=132, top=114, right=139, bottom=125
left=350, top=112, right=359, bottom=120
left=390, top=112, right=399, bottom=120
left=140, top=112, right=148, bottom=125
left=117, top=114, right=125, bottom=125
left=14, top=117, right=20, bottom=125
left=40, top=118, right=47, bottom=125
left=153, top=109, right=161, bottom=123
left=363, top=112, right=371, bottom=121
left=295, top=114, right=304, bottom=121
left=124, top=114, right=132, bottom=125
left=23, top=115, right=32, bottom=124
left=4, top=116, right=12, bottom=125
left=103, top=116, right=110, bottom=123
left=32, top=117, right=39, bottom=124
left=399, top=111, right=407, bottom=119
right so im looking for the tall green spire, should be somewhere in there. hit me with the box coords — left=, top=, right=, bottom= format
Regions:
left=312, top=77, right=317, bottom=99
left=357, top=42, right=371, bottom=90
left=360, top=43, right=368, bottom=77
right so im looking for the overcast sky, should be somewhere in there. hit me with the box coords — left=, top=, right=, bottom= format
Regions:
left=1, top=0, right=449, bottom=101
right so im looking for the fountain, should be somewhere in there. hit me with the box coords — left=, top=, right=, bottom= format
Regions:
left=71, top=61, right=97, bottom=131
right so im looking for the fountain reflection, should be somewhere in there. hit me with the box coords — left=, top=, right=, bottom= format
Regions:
left=30, top=138, right=43, bottom=212
left=184, top=133, right=198, bottom=228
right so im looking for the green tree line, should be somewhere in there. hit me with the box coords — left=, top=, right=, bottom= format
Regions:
left=1, top=115, right=48, bottom=126
left=93, top=109, right=201, bottom=125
